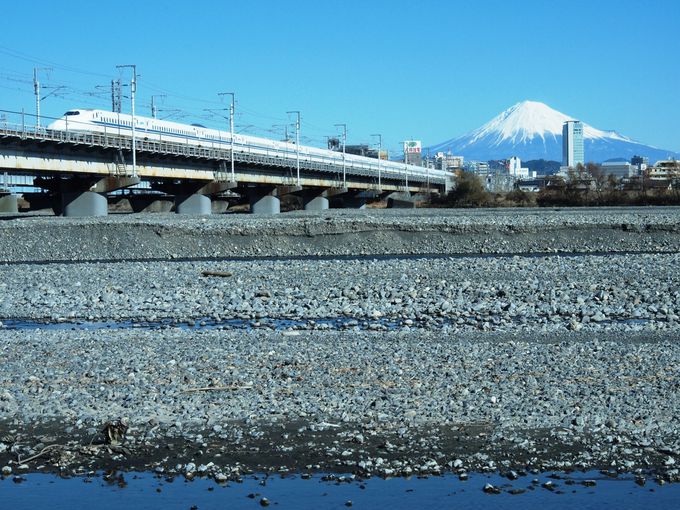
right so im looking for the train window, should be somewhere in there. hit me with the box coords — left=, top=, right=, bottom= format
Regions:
left=65, top=111, right=80, bottom=116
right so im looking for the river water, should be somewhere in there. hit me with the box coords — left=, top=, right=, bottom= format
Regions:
left=1, top=471, right=678, bottom=510
left=0, top=315, right=655, bottom=332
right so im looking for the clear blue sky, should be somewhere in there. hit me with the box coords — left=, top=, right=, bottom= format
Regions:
left=1, top=0, right=678, bottom=154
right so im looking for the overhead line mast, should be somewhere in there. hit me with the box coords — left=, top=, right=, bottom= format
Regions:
left=33, top=67, right=52, bottom=129
left=218, top=92, right=236, bottom=182
left=116, top=64, right=137, bottom=177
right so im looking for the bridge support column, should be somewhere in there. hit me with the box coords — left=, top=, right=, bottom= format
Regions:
left=175, top=194, right=212, bottom=215
left=386, top=191, right=416, bottom=209
left=296, top=188, right=328, bottom=211
left=248, top=187, right=280, bottom=215
left=128, top=194, right=174, bottom=213
left=0, top=192, right=19, bottom=213
left=304, top=195, right=329, bottom=211
left=152, top=180, right=237, bottom=215
left=33, top=175, right=141, bottom=216
left=330, top=189, right=376, bottom=209
left=62, top=191, right=108, bottom=217
left=211, top=198, right=230, bottom=214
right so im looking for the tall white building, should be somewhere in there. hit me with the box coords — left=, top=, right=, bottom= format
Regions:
left=508, top=156, right=530, bottom=178
left=562, top=120, right=584, bottom=168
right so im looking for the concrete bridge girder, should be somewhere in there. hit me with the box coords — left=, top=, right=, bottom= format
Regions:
left=151, top=179, right=238, bottom=196
left=34, top=175, right=141, bottom=194
left=91, top=176, right=142, bottom=193
left=0, top=138, right=447, bottom=216
left=1, top=150, right=437, bottom=193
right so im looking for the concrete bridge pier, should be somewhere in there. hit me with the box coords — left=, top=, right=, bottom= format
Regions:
left=0, top=191, right=19, bottom=213
left=242, top=184, right=308, bottom=214
left=330, top=189, right=378, bottom=209
left=127, top=193, right=174, bottom=213
left=34, top=175, right=141, bottom=217
left=293, top=187, right=331, bottom=211
left=62, top=191, right=108, bottom=217
left=247, top=186, right=280, bottom=214
left=386, top=191, right=416, bottom=209
left=175, top=194, right=212, bottom=214
left=304, top=194, right=329, bottom=211
left=152, top=180, right=237, bottom=215
left=211, top=197, right=230, bottom=214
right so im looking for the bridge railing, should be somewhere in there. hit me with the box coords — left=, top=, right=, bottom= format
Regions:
left=0, top=109, right=446, bottom=187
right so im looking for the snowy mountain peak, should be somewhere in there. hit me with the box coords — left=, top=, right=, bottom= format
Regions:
left=426, top=100, right=677, bottom=163
left=466, top=100, right=629, bottom=148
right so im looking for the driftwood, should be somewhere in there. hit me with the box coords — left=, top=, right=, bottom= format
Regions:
left=201, top=270, right=233, bottom=278
left=182, top=383, right=253, bottom=393
left=17, top=444, right=62, bottom=464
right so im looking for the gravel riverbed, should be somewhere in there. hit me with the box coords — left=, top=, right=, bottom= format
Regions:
left=0, top=329, right=678, bottom=481
left=2, top=206, right=680, bottom=262
left=0, top=208, right=679, bottom=482
left=1, top=253, right=679, bottom=333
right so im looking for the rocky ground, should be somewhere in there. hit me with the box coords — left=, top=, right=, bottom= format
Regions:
left=1, top=206, right=680, bottom=262
left=1, top=253, right=679, bottom=333
left=0, top=208, right=679, bottom=484
left=0, top=329, right=678, bottom=484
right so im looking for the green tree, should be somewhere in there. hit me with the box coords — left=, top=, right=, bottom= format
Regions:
left=447, top=171, right=490, bottom=207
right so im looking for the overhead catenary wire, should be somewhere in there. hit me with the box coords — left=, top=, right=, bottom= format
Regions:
left=0, top=57, right=327, bottom=144
left=0, top=45, right=405, bottom=151
left=0, top=45, right=112, bottom=79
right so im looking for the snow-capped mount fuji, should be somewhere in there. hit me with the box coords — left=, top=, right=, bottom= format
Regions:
left=428, top=101, right=678, bottom=163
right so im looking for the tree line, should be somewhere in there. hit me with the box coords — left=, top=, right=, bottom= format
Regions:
left=431, top=162, right=680, bottom=208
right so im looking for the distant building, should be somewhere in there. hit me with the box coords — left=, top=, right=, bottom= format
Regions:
left=562, top=120, right=584, bottom=168
left=464, top=161, right=490, bottom=174
left=631, top=155, right=649, bottom=173
left=403, top=141, right=422, bottom=166
left=648, top=160, right=680, bottom=180
left=508, top=156, right=531, bottom=178
left=434, top=152, right=464, bottom=171
left=514, top=176, right=554, bottom=192
left=601, top=161, right=635, bottom=179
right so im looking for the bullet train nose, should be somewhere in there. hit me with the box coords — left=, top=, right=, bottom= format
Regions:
left=47, top=119, right=66, bottom=130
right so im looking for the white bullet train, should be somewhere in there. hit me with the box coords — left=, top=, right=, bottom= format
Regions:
left=47, top=109, right=451, bottom=183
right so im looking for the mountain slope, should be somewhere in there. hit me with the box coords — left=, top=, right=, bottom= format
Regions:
left=428, top=101, right=678, bottom=163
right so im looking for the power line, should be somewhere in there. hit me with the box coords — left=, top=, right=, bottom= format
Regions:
left=0, top=45, right=111, bottom=79
left=0, top=50, right=346, bottom=150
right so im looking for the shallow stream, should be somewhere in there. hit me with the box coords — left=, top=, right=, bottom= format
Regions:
left=1, top=470, right=677, bottom=509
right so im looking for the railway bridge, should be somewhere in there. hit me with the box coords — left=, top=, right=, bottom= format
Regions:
left=0, top=110, right=451, bottom=216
